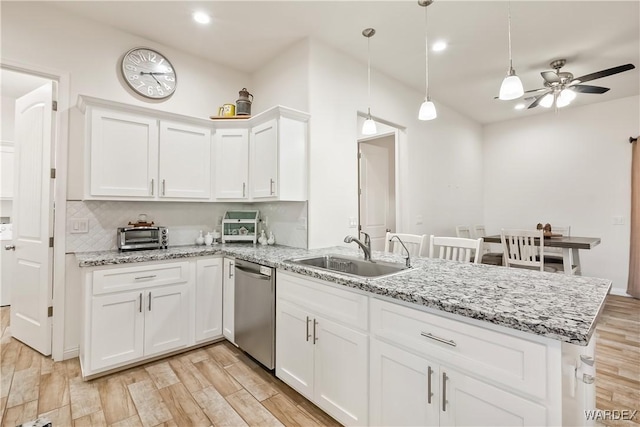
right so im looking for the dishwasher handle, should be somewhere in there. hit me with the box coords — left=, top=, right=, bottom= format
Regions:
left=235, top=265, right=271, bottom=281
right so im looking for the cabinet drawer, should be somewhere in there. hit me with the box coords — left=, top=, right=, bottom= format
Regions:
left=92, top=261, right=189, bottom=295
left=277, top=271, right=368, bottom=331
left=370, top=298, right=548, bottom=400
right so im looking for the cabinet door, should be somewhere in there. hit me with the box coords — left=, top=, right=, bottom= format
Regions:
left=370, top=339, right=439, bottom=427
left=250, top=119, right=278, bottom=199
left=222, top=258, right=235, bottom=344
left=159, top=121, right=212, bottom=199
left=214, top=128, right=249, bottom=199
left=90, top=291, right=144, bottom=371
left=439, top=367, right=547, bottom=427
left=89, top=108, right=158, bottom=197
left=195, top=258, right=223, bottom=343
left=275, top=300, right=314, bottom=400
left=144, top=283, right=190, bottom=357
left=313, top=315, right=369, bottom=426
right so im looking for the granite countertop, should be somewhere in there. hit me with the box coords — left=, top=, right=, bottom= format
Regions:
left=75, top=243, right=611, bottom=346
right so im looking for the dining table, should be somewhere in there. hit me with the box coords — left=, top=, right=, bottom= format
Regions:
left=482, top=235, right=601, bottom=276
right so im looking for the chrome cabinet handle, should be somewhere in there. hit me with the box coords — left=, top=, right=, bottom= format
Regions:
left=442, top=372, right=448, bottom=412
left=269, top=178, right=275, bottom=195
left=242, top=182, right=246, bottom=197
left=135, top=275, right=156, bottom=280
left=148, top=291, right=152, bottom=311
left=4, top=245, right=15, bottom=251
left=427, top=366, right=433, bottom=404
left=306, top=316, right=311, bottom=342
left=313, top=319, right=318, bottom=344
left=162, top=179, right=166, bottom=196
left=151, top=179, right=154, bottom=195
left=421, top=332, right=457, bottom=347
left=139, top=293, right=142, bottom=313
left=228, top=263, right=234, bottom=279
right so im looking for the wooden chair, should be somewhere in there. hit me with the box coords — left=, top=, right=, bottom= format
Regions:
left=455, top=225, right=472, bottom=238
left=428, top=235, right=483, bottom=264
left=500, top=229, right=559, bottom=273
left=473, top=225, right=504, bottom=266
left=544, top=225, right=570, bottom=264
left=384, top=232, right=428, bottom=257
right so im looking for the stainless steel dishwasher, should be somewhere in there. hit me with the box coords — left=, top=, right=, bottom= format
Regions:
left=234, top=259, right=275, bottom=370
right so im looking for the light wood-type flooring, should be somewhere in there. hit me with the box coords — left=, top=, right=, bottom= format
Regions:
left=595, top=295, right=640, bottom=427
left=0, top=295, right=638, bottom=427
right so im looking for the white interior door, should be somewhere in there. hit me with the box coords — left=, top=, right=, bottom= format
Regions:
left=359, top=142, right=391, bottom=251
left=10, top=82, right=55, bottom=355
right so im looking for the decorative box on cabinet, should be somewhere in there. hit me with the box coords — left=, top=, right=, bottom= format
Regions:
left=276, top=271, right=368, bottom=426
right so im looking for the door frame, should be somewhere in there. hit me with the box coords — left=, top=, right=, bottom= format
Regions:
left=1, top=59, right=70, bottom=361
left=356, top=112, right=405, bottom=234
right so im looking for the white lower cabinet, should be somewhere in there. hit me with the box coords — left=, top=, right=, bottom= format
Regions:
left=222, top=257, right=235, bottom=344
left=81, top=257, right=223, bottom=378
left=276, top=271, right=369, bottom=426
left=370, top=338, right=547, bottom=427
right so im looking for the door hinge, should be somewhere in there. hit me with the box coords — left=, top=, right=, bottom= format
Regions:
left=49, top=237, right=54, bottom=247
left=52, top=101, right=58, bottom=111
left=358, top=188, right=362, bottom=196
left=358, top=152, right=362, bottom=159
left=48, top=306, right=53, bottom=317
left=50, top=168, right=56, bottom=179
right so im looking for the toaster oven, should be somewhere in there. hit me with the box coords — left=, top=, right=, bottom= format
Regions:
left=117, top=226, right=168, bottom=251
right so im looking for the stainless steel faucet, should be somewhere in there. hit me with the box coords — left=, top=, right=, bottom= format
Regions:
left=389, top=235, right=411, bottom=268
left=344, top=232, right=372, bottom=261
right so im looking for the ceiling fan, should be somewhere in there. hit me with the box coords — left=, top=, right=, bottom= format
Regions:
left=524, top=59, right=635, bottom=109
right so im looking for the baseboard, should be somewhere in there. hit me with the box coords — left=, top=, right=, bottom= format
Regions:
left=63, top=347, right=79, bottom=360
left=608, top=288, right=633, bottom=297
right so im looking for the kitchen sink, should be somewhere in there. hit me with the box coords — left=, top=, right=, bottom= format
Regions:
left=287, top=254, right=410, bottom=278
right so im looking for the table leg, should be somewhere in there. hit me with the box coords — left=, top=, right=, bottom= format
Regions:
left=572, top=248, right=581, bottom=275
left=562, top=248, right=574, bottom=275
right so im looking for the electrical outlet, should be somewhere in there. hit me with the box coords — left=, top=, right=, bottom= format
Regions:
left=71, top=218, right=89, bottom=234
left=348, top=217, right=358, bottom=228
left=263, top=216, right=269, bottom=227
left=416, top=215, right=423, bottom=225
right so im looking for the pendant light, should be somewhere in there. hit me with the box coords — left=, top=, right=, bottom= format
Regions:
left=418, top=0, right=436, bottom=121
left=362, top=28, right=377, bottom=135
left=498, top=1, right=524, bottom=100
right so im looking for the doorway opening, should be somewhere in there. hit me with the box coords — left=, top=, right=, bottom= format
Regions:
left=357, top=120, right=399, bottom=252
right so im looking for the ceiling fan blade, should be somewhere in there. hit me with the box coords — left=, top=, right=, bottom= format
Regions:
left=571, top=85, right=610, bottom=94
left=573, top=64, right=635, bottom=84
left=541, top=71, right=560, bottom=83
left=524, top=87, right=548, bottom=94
left=527, top=93, right=548, bottom=109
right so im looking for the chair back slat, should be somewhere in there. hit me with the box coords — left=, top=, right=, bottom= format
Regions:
left=501, top=229, right=545, bottom=272
left=429, top=236, right=483, bottom=264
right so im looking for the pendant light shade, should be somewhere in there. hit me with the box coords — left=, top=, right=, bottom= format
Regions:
left=362, top=28, right=377, bottom=135
left=498, top=2, right=524, bottom=101
left=418, top=0, right=437, bottom=121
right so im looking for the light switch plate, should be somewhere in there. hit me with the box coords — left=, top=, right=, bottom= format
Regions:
left=71, top=218, right=89, bottom=234
left=612, top=216, right=625, bottom=225
left=348, top=217, right=358, bottom=228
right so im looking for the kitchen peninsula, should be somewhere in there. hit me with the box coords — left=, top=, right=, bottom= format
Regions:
left=76, top=244, right=611, bottom=426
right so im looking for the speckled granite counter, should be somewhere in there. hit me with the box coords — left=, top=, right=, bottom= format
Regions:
left=75, top=243, right=611, bottom=346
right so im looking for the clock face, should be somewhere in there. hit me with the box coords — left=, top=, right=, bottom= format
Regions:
left=121, top=47, right=177, bottom=99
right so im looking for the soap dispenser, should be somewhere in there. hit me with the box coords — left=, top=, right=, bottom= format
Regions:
left=196, top=230, right=205, bottom=245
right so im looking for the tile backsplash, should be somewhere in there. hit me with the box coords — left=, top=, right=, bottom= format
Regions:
left=66, top=200, right=307, bottom=253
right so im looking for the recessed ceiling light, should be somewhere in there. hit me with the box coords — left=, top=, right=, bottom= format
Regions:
left=193, top=11, right=211, bottom=24
left=432, top=41, right=447, bottom=52
left=514, top=103, right=526, bottom=110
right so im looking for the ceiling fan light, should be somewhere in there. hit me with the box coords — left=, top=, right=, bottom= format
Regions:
left=499, top=73, right=524, bottom=100
left=559, top=88, right=576, bottom=104
left=540, top=93, right=554, bottom=108
left=362, top=117, right=377, bottom=135
left=418, top=99, right=437, bottom=121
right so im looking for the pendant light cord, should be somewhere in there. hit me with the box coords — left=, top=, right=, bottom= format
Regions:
left=367, top=34, right=372, bottom=116
left=507, top=1, right=513, bottom=71
left=424, top=5, right=430, bottom=99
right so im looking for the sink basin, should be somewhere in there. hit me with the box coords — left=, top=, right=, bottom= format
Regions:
left=287, top=254, right=410, bottom=278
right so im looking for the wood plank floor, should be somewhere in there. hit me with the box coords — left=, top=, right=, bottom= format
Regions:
left=0, top=295, right=637, bottom=426
left=595, top=295, right=640, bottom=427
left=0, top=306, right=340, bottom=427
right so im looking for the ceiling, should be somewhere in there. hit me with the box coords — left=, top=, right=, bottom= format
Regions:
left=52, top=1, right=640, bottom=124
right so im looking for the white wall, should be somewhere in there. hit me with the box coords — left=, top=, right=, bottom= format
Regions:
left=307, top=39, right=484, bottom=248
left=483, top=95, right=639, bottom=293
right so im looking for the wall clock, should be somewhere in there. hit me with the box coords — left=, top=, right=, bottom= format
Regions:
left=121, top=47, right=177, bottom=99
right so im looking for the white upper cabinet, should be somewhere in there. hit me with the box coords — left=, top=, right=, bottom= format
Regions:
left=78, top=96, right=308, bottom=203
left=214, top=128, right=249, bottom=200
left=88, top=107, right=158, bottom=198
left=159, top=121, right=211, bottom=199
